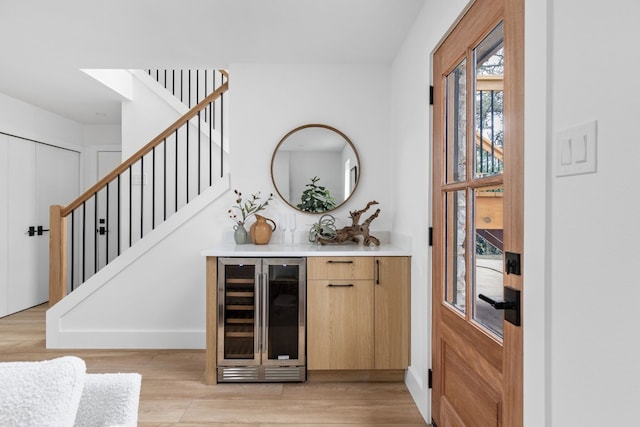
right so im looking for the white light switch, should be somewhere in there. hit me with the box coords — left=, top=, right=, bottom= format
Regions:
left=555, top=120, right=597, bottom=177
left=560, top=138, right=572, bottom=165
left=574, top=134, right=587, bottom=163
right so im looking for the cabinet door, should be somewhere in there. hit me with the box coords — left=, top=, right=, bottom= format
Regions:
left=374, top=257, right=410, bottom=369
left=307, top=279, right=374, bottom=369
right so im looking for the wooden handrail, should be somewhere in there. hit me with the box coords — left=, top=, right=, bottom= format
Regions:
left=62, top=80, right=229, bottom=216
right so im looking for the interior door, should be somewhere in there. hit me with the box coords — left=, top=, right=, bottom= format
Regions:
left=431, top=0, right=524, bottom=426
left=1, top=136, right=80, bottom=316
left=6, top=138, right=38, bottom=314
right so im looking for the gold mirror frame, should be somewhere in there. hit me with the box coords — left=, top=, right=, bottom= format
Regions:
left=270, top=124, right=361, bottom=214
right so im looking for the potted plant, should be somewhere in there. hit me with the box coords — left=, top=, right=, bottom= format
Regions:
left=297, top=176, right=337, bottom=213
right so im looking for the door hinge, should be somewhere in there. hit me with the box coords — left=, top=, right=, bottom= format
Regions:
left=429, top=85, right=434, bottom=105
left=428, top=227, right=433, bottom=247
left=428, top=368, right=433, bottom=389
left=431, top=419, right=438, bottom=427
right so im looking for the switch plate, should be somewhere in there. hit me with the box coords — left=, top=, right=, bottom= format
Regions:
left=555, top=120, right=597, bottom=177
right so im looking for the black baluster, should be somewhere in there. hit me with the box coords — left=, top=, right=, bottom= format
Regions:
left=198, top=110, right=201, bottom=195
left=152, top=147, right=156, bottom=230
left=82, top=201, right=86, bottom=282
left=220, top=86, right=224, bottom=178
left=175, top=129, right=178, bottom=213
left=209, top=99, right=213, bottom=187
left=163, top=138, right=167, bottom=221
left=106, top=182, right=110, bottom=265
left=129, top=165, right=132, bottom=248
left=140, top=156, right=144, bottom=239
left=186, top=117, right=190, bottom=203
left=94, top=193, right=98, bottom=274
left=117, top=174, right=121, bottom=256
left=71, top=210, right=75, bottom=291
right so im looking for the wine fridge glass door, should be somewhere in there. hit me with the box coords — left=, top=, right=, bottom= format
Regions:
left=263, top=258, right=306, bottom=366
left=218, top=258, right=261, bottom=365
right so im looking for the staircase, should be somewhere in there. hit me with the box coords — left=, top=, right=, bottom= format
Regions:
left=49, top=70, right=229, bottom=306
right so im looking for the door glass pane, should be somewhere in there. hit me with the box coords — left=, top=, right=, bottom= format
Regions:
left=474, top=22, right=504, bottom=178
left=223, top=264, right=256, bottom=359
left=445, top=190, right=466, bottom=313
left=473, top=186, right=504, bottom=337
left=446, top=59, right=467, bottom=183
left=267, top=264, right=300, bottom=361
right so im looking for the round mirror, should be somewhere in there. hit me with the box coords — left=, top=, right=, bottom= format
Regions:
left=271, top=124, right=360, bottom=213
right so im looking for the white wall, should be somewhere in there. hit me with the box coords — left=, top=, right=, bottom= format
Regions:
left=229, top=64, right=393, bottom=237
left=549, top=0, right=640, bottom=425
left=0, top=93, right=83, bottom=150
left=121, top=74, right=179, bottom=158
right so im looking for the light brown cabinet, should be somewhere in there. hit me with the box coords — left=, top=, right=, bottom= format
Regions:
left=307, top=256, right=410, bottom=371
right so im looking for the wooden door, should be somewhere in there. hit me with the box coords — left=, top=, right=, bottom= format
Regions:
left=431, top=0, right=524, bottom=426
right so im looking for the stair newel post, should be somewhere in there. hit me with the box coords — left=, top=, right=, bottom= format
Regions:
left=49, top=205, right=67, bottom=306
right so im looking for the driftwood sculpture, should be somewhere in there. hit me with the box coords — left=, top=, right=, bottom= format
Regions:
left=318, top=201, right=381, bottom=246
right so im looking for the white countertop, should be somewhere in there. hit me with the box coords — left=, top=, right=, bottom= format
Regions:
left=201, top=242, right=411, bottom=257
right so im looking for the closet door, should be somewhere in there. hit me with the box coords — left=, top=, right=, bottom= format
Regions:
left=0, top=136, right=80, bottom=317
left=0, top=135, right=11, bottom=316
left=6, top=138, right=38, bottom=315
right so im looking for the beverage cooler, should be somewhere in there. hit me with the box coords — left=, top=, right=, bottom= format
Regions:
left=217, top=257, right=306, bottom=382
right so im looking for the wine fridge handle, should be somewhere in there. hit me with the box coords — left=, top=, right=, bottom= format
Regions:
left=256, top=272, right=261, bottom=356
left=261, top=272, right=268, bottom=359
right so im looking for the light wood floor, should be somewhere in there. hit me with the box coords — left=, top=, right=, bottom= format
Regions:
left=0, top=304, right=428, bottom=426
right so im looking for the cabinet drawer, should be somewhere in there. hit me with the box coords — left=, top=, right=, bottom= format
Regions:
left=307, top=256, right=374, bottom=280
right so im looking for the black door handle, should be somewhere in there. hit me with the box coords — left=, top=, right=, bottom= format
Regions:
left=27, top=226, right=49, bottom=236
left=478, top=287, right=521, bottom=327
left=97, top=226, right=107, bottom=235
left=478, top=294, right=515, bottom=310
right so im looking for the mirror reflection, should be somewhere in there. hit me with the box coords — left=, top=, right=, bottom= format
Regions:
left=271, top=124, right=360, bottom=213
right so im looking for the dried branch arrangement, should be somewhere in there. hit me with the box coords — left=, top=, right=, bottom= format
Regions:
left=318, top=201, right=380, bottom=246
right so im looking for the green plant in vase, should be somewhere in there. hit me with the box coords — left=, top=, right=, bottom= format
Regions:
left=297, top=176, right=337, bottom=213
